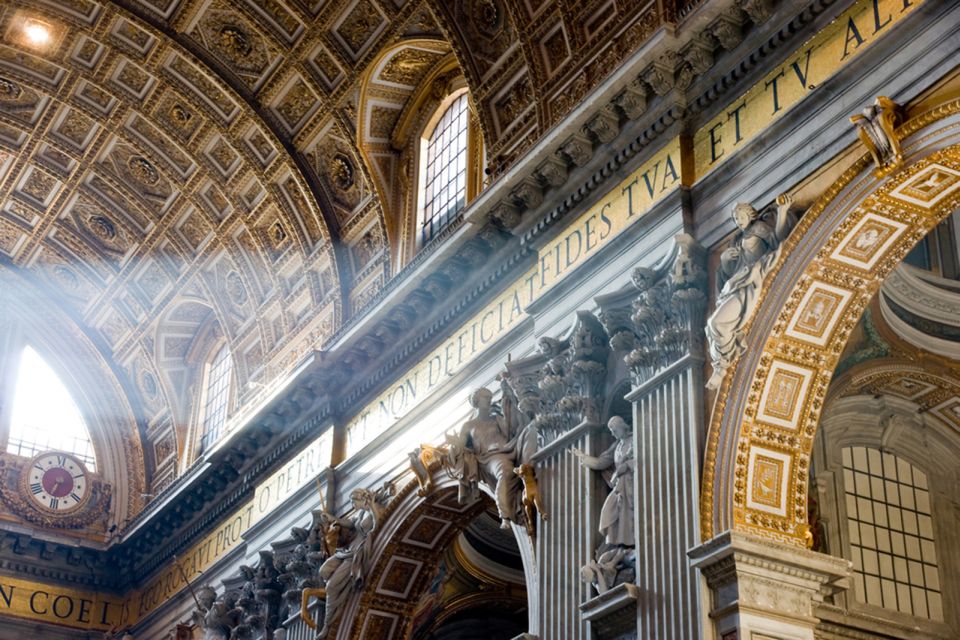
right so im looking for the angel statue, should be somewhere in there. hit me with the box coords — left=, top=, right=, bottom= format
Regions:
left=705, top=195, right=796, bottom=389
left=445, top=383, right=539, bottom=530
left=572, top=416, right=636, bottom=594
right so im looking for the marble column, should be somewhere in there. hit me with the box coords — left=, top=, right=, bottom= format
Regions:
left=583, top=233, right=709, bottom=639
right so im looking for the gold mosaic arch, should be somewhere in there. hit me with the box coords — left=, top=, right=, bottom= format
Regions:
left=701, top=98, right=960, bottom=546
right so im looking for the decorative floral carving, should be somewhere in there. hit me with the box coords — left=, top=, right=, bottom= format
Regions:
left=380, top=48, right=441, bottom=86
left=0, top=77, right=23, bottom=101
left=225, top=270, right=248, bottom=306
left=336, top=0, right=384, bottom=54
left=596, top=235, right=708, bottom=385
left=330, top=154, right=354, bottom=191
left=127, top=155, right=160, bottom=186
left=218, top=25, right=252, bottom=58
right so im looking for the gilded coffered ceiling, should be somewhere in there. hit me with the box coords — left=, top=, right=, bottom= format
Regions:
left=0, top=0, right=699, bottom=506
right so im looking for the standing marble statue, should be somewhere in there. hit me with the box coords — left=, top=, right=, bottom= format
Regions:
left=573, top=416, right=636, bottom=594
left=313, top=485, right=392, bottom=639
left=705, top=195, right=796, bottom=389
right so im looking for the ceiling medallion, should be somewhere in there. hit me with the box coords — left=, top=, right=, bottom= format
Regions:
left=170, top=103, right=192, bottom=125
left=52, top=265, right=80, bottom=289
left=127, top=155, right=160, bottom=186
left=88, top=215, right=117, bottom=241
left=331, top=153, right=355, bottom=191
left=0, top=77, right=22, bottom=101
left=140, top=370, right=158, bottom=398
left=226, top=270, right=247, bottom=305
left=217, top=25, right=253, bottom=59
left=270, top=222, right=287, bottom=245
left=471, top=0, right=502, bottom=33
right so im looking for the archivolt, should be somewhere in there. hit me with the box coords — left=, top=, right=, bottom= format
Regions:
left=702, top=98, right=960, bottom=545
left=337, top=477, right=534, bottom=640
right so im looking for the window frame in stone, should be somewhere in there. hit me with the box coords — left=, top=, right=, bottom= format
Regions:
left=194, top=342, right=233, bottom=458
left=5, top=344, right=97, bottom=471
left=416, top=88, right=482, bottom=249
left=841, top=445, right=943, bottom=620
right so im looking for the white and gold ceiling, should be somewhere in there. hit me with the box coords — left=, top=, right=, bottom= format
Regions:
left=0, top=0, right=676, bottom=518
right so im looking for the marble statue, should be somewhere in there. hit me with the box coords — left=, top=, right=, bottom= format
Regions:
left=312, top=484, right=393, bottom=639
left=705, top=195, right=795, bottom=389
left=572, top=416, right=635, bottom=548
left=446, top=385, right=539, bottom=529
left=579, top=547, right=635, bottom=595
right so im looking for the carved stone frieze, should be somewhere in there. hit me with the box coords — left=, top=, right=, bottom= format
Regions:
left=535, top=154, right=568, bottom=188
left=737, top=0, right=775, bottom=24
left=584, top=106, right=620, bottom=144
left=613, top=83, right=648, bottom=120
left=510, top=176, right=545, bottom=210
left=710, top=13, right=746, bottom=51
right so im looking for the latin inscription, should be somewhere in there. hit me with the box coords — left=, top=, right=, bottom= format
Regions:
left=693, top=0, right=920, bottom=178
left=344, top=138, right=683, bottom=455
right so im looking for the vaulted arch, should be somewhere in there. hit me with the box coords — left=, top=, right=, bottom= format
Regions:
left=338, top=478, right=536, bottom=640
left=702, top=97, right=960, bottom=545
left=0, top=271, right=147, bottom=527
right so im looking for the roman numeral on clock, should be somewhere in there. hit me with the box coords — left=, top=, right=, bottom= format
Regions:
left=30, top=483, right=43, bottom=495
left=56, top=455, right=67, bottom=466
left=48, top=497, right=59, bottom=510
left=70, top=493, right=81, bottom=503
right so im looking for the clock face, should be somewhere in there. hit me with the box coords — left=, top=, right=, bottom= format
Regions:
left=25, top=453, right=89, bottom=512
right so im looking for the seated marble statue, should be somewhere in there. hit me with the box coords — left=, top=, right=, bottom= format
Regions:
left=446, top=385, right=539, bottom=529
left=450, top=387, right=519, bottom=528
left=705, top=195, right=795, bottom=389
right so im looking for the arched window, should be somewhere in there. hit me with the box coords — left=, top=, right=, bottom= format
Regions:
left=7, top=346, right=96, bottom=471
left=841, top=446, right=943, bottom=620
left=419, top=91, right=470, bottom=246
left=196, top=344, right=232, bottom=456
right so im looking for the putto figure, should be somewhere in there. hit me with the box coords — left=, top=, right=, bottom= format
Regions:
left=705, top=195, right=796, bottom=389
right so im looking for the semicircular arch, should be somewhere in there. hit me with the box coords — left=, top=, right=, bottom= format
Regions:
left=337, top=476, right=536, bottom=640
left=1, top=269, right=147, bottom=526
left=702, top=97, right=960, bottom=545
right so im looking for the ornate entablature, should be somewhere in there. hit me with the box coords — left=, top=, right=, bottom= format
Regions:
left=173, top=231, right=706, bottom=640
